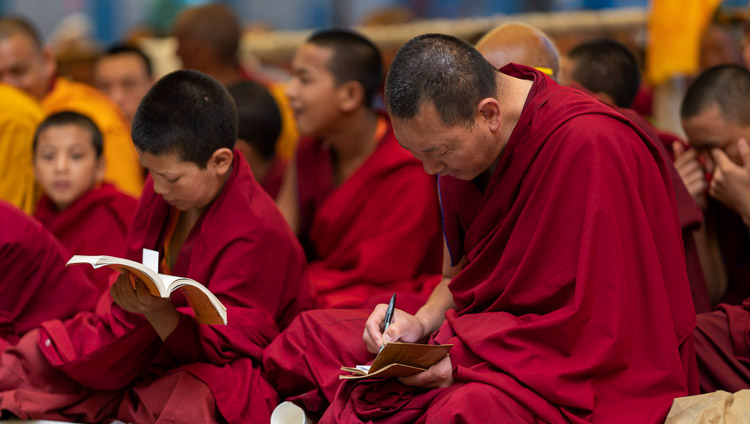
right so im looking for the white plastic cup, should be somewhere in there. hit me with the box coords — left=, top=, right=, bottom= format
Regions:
left=270, top=401, right=313, bottom=424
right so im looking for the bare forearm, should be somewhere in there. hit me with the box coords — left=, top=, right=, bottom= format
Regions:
left=415, top=277, right=456, bottom=339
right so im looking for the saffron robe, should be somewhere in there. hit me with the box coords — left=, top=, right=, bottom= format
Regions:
left=42, top=77, right=144, bottom=198
left=0, top=201, right=98, bottom=350
left=295, top=119, right=442, bottom=310
left=34, top=183, right=137, bottom=293
left=0, top=152, right=313, bottom=423
left=264, top=65, right=698, bottom=423
left=0, top=84, right=45, bottom=214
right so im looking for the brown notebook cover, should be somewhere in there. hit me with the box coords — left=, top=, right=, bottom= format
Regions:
left=340, top=342, right=453, bottom=380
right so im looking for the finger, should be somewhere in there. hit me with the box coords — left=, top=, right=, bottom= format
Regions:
left=712, top=148, right=732, bottom=170
left=739, top=138, right=750, bottom=171
left=363, top=304, right=387, bottom=352
left=382, top=310, right=419, bottom=344
left=399, top=368, right=435, bottom=388
left=674, top=149, right=698, bottom=168
left=134, top=280, right=154, bottom=305
left=672, top=141, right=685, bottom=159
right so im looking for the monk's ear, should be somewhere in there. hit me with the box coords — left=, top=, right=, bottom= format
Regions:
left=337, top=81, right=365, bottom=112
left=477, top=98, right=501, bottom=132
left=41, top=46, right=56, bottom=81
left=95, top=155, right=106, bottom=183
left=209, top=147, right=233, bottom=176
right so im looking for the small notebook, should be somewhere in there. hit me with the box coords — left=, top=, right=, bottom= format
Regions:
left=340, top=342, right=453, bottom=380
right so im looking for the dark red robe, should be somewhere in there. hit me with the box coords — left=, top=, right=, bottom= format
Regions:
left=34, top=183, right=137, bottom=292
left=568, top=82, right=710, bottom=313
left=0, top=201, right=98, bottom=351
left=295, top=118, right=442, bottom=310
left=260, top=156, right=286, bottom=199
left=0, top=152, right=313, bottom=423
left=264, top=65, right=698, bottom=423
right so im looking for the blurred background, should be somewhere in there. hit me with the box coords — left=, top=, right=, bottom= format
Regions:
left=2, top=0, right=749, bottom=135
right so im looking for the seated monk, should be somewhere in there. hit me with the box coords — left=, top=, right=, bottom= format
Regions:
left=678, top=64, right=750, bottom=306
left=227, top=80, right=286, bottom=198
left=172, top=3, right=299, bottom=161
left=0, top=70, right=313, bottom=423
left=685, top=66, right=750, bottom=393
left=263, top=33, right=698, bottom=423
left=33, top=111, right=137, bottom=292
left=561, top=38, right=710, bottom=312
left=0, top=201, right=98, bottom=351
left=0, top=83, right=44, bottom=213
left=276, top=29, right=442, bottom=310
left=475, top=22, right=560, bottom=80
left=0, top=17, right=144, bottom=198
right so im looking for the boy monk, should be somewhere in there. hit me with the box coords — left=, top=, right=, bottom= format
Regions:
left=276, top=29, right=442, bottom=310
left=0, top=70, right=313, bottom=423
left=264, top=34, right=697, bottom=423
left=0, top=201, right=98, bottom=351
left=0, top=17, right=143, bottom=198
left=33, top=111, right=137, bottom=292
left=561, top=38, right=710, bottom=312
left=227, top=80, right=286, bottom=198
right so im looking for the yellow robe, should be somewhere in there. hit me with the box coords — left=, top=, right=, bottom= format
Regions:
left=267, top=82, right=299, bottom=161
left=42, top=78, right=144, bottom=198
left=0, top=84, right=45, bottom=214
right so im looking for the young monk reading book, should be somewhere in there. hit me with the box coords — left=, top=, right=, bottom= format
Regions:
left=264, top=34, right=697, bottom=423
left=0, top=70, right=314, bottom=423
left=33, top=111, right=137, bottom=292
left=276, top=29, right=442, bottom=310
left=0, top=201, right=98, bottom=351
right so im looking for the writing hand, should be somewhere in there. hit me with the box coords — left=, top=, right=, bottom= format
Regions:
left=363, top=304, right=426, bottom=354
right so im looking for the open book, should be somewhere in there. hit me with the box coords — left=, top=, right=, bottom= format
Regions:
left=340, top=342, right=453, bottom=380
left=67, top=255, right=227, bottom=325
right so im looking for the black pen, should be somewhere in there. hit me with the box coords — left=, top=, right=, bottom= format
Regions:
left=380, top=294, right=396, bottom=353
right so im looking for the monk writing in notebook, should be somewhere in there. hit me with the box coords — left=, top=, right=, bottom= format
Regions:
left=33, top=111, right=137, bottom=292
left=264, top=34, right=697, bottom=423
left=0, top=17, right=143, bottom=198
left=0, top=70, right=313, bottom=423
left=0, top=201, right=98, bottom=351
left=276, top=29, right=442, bottom=310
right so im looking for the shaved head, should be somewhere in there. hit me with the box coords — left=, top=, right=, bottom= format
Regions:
left=0, top=16, right=55, bottom=99
left=682, top=64, right=750, bottom=125
left=475, top=22, right=559, bottom=79
left=173, top=4, right=240, bottom=68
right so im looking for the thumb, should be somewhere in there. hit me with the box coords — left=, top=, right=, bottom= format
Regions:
left=672, top=141, right=685, bottom=159
left=739, top=138, right=750, bottom=171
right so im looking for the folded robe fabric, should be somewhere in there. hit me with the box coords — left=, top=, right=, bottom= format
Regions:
left=0, top=201, right=98, bottom=350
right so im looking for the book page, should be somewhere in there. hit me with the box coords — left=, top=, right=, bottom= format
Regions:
left=67, top=255, right=167, bottom=297
left=160, top=274, right=227, bottom=325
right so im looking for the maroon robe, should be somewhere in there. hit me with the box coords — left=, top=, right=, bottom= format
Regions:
left=0, top=201, right=98, bottom=350
left=295, top=118, right=442, bottom=310
left=264, top=65, right=697, bottom=423
left=0, top=152, right=313, bottom=423
left=34, top=183, right=138, bottom=292
left=568, top=82, right=710, bottom=313
left=261, top=156, right=286, bottom=199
